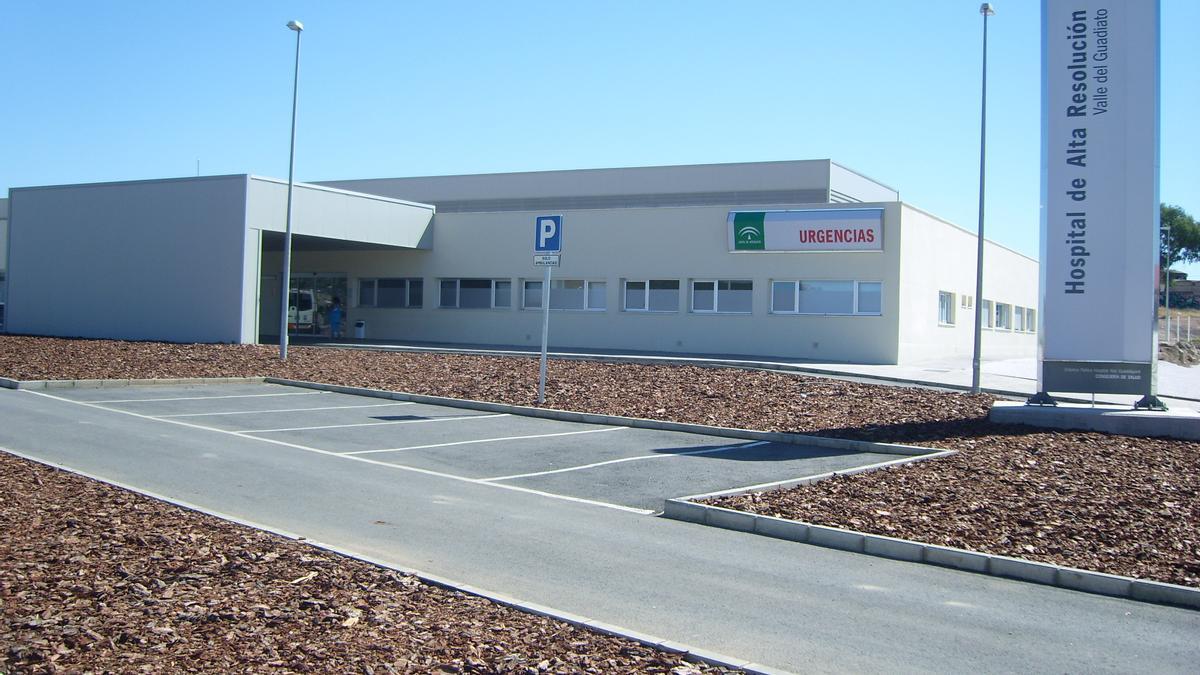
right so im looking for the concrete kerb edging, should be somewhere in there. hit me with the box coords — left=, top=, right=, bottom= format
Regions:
left=2, top=376, right=267, bottom=390
left=663, top=500, right=1200, bottom=611
left=265, top=377, right=934, bottom=457
left=0, top=446, right=783, bottom=675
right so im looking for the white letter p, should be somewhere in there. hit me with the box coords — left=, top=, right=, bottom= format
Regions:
left=539, top=218, right=557, bottom=248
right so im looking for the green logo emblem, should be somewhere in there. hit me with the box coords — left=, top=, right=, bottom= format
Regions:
left=733, top=212, right=765, bottom=250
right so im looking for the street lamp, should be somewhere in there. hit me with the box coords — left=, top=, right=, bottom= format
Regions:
left=970, top=3, right=994, bottom=394
left=279, top=19, right=303, bottom=360
left=1164, top=223, right=1171, bottom=343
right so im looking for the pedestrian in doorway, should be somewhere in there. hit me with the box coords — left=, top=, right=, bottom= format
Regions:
left=329, top=297, right=344, bottom=339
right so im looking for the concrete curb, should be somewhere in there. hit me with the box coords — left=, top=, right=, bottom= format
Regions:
left=2, top=376, right=266, bottom=390
left=266, top=377, right=936, bottom=457
left=663, top=500, right=1200, bottom=611
left=991, top=401, right=1200, bottom=441
left=0, top=446, right=787, bottom=675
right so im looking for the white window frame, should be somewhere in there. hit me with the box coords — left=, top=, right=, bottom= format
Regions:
left=439, top=278, right=512, bottom=309
left=770, top=280, right=798, bottom=314
left=980, top=299, right=994, bottom=329
left=623, top=279, right=680, bottom=313
left=854, top=281, right=882, bottom=315
left=769, top=280, right=882, bottom=316
left=994, top=302, right=1013, bottom=330
left=358, top=277, right=423, bottom=309
left=938, top=291, right=956, bottom=326
left=522, top=279, right=607, bottom=311
left=691, top=279, right=753, bottom=314
left=1025, top=308, right=1037, bottom=333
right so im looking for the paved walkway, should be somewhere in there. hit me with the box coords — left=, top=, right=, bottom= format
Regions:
left=3, top=383, right=1198, bottom=673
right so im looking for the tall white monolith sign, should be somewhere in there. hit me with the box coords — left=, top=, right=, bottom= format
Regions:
left=1039, top=0, right=1160, bottom=400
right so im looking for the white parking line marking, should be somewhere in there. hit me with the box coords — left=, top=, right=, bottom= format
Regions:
left=344, top=426, right=626, bottom=456
left=481, top=441, right=770, bottom=482
left=23, top=390, right=652, bottom=515
left=237, top=413, right=510, bottom=434
left=157, top=402, right=416, bottom=418
left=91, top=391, right=329, bottom=404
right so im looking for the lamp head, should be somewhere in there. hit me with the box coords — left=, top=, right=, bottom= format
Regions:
left=287, top=20, right=304, bottom=32
left=980, top=3, right=995, bottom=16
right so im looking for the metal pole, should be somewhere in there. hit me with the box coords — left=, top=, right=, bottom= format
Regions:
left=971, top=4, right=994, bottom=394
left=537, top=266, right=552, bottom=404
left=279, top=21, right=303, bottom=360
left=1163, top=224, right=1171, bottom=345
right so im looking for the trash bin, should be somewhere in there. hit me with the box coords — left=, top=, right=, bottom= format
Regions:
left=354, top=320, right=366, bottom=340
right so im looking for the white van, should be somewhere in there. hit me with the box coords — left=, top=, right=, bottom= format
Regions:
left=288, top=289, right=315, bottom=333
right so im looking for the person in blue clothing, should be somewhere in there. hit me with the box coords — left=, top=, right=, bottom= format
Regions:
left=329, top=297, right=344, bottom=339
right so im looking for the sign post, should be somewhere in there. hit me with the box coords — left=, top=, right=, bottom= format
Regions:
left=534, top=215, right=562, bottom=404
left=1037, top=0, right=1161, bottom=408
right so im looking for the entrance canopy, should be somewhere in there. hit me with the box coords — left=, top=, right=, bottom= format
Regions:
left=248, top=176, right=434, bottom=250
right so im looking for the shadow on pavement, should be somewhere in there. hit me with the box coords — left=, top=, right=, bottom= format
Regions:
left=648, top=440, right=857, bottom=462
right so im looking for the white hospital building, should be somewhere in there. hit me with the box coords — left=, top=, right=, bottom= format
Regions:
left=1, top=159, right=1038, bottom=364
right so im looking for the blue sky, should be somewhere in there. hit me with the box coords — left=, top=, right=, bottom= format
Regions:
left=3, top=1, right=1196, bottom=276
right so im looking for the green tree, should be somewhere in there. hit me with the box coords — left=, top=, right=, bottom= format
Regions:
left=1161, top=203, right=1200, bottom=277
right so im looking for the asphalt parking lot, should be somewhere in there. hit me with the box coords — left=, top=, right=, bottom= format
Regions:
left=8, top=380, right=1200, bottom=674
left=43, top=381, right=901, bottom=512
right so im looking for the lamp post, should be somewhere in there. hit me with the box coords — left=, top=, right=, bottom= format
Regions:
left=970, top=3, right=994, bottom=394
left=1164, top=223, right=1171, bottom=344
left=279, top=20, right=303, bottom=360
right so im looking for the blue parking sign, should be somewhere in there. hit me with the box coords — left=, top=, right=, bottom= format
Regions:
left=535, top=215, right=562, bottom=253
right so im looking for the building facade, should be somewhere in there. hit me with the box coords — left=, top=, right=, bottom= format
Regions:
left=3, top=160, right=1039, bottom=364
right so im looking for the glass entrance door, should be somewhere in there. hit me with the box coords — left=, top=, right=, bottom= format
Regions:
left=288, top=273, right=347, bottom=336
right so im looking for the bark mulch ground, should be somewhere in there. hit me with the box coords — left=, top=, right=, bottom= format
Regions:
left=0, top=453, right=726, bottom=674
left=708, top=433, right=1199, bottom=587
left=1, top=335, right=1197, bottom=587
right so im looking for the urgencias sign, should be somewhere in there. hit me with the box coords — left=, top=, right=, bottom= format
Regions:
left=728, top=209, right=883, bottom=252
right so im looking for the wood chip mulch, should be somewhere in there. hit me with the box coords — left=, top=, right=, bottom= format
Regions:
left=1, top=334, right=1197, bottom=588
left=708, top=433, right=1200, bottom=587
left=0, top=452, right=727, bottom=674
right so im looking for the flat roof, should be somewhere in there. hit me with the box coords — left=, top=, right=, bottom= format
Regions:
left=316, top=159, right=846, bottom=205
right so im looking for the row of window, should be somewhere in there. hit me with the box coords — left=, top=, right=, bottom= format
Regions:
left=359, top=278, right=423, bottom=309
left=938, top=291, right=1037, bottom=333
left=358, top=277, right=884, bottom=315
left=439, top=278, right=512, bottom=309
left=774, top=280, right=881, bottom=315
